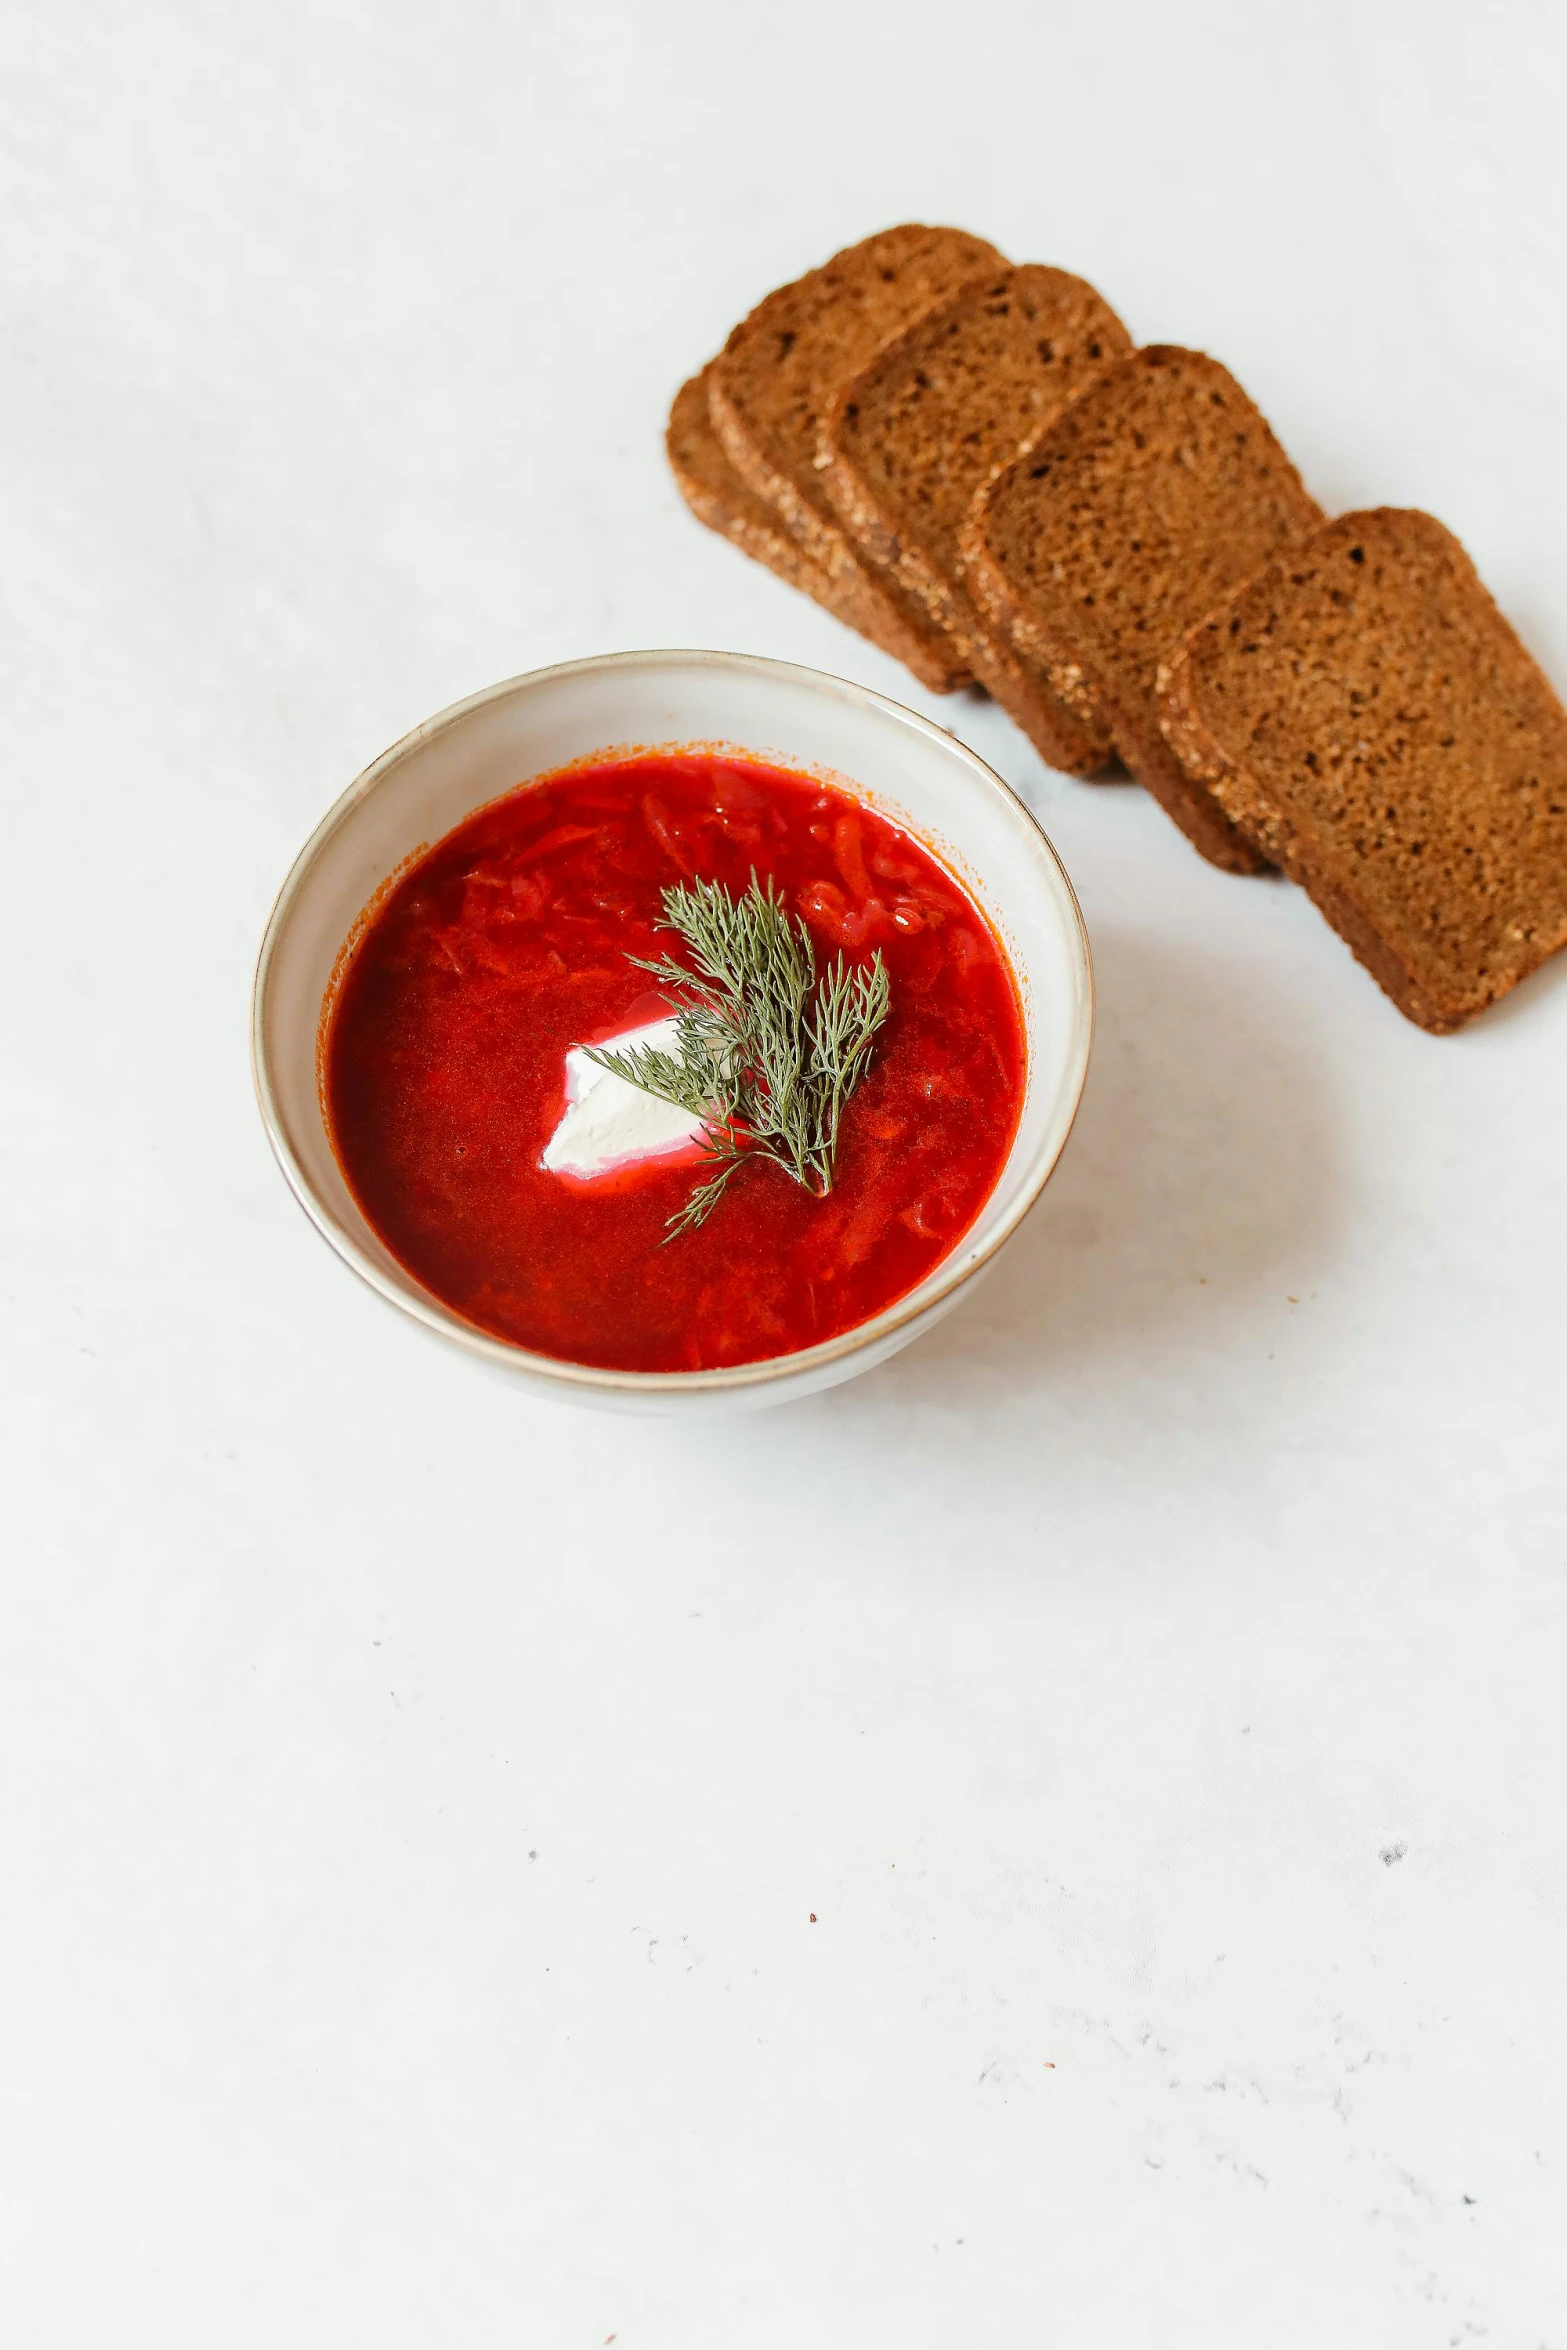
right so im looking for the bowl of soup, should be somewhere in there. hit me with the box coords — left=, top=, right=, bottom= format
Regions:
left=252, top=650, right=1092, bottom=1413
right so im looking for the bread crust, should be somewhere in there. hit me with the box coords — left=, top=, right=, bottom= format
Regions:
left=961, top=347, right=1326, bottom=872
left=667, top=368, right=974, bottom=689
left=1158, top=508, right=1567, bottom=1029
left=817, top=265, right=1132, bottom=776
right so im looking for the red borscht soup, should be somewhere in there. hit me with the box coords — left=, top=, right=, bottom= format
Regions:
left=325, top=753, right=1025, bottom=1372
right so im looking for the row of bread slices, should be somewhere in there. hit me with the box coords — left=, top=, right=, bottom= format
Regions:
left=668, top=224, right=1567, bottom=1032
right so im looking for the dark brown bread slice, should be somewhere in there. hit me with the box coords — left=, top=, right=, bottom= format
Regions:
left=667, top=369, right=965, bottom=679
left=818, top=265, right=1133, bottom=775
left=961, top=346, right=1325, bottom=871
left=1158, top=508, right=1567, bottom=1030
left=708, top=225, right=1005, bottom=687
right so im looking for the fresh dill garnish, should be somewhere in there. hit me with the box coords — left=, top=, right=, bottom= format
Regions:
left=583, top=873, right=891, bottom=1239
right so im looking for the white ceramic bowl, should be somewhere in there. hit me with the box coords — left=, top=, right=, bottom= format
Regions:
left=252, top=650, right=1092, bottom=1414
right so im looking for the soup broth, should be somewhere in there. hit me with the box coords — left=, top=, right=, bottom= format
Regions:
left=325, top=752, right=1026, bottom=1373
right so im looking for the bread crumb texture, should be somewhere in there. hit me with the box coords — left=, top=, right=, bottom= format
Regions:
left=825, top=265, right=1132, bottom=584
left=964, top=346, right=1323, bottom=870
left=818, top=266, right=1132, bottom=774
left=1159, top=508, right=1567, bottom=1030
left=712, top=224, right=1004, bottom=531
left=667, top=365, right=974, bottom=690
left=702, top=226, right=1005, bottom=691
left=695, top=224, right=1005, bottom=686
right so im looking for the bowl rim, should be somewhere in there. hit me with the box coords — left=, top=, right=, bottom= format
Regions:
left=251, top=646, right=1094, bottom=1394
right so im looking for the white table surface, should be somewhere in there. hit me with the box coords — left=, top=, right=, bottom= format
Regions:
left=3, top=2, right=1564, bottom=2341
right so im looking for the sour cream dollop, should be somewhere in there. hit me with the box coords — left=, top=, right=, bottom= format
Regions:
left=540, top=1015, right=707, bottom=1182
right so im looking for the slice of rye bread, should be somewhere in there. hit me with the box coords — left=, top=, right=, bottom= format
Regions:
left=818, top=265, right=1133, bottom=776
left=666, top=368, right=964, bottom=679
left=1158, top=507, right=1567, bottom=1031
left=708, top=225, right=1005, bottom=689
left=960, top=346, right=1325, bottom=872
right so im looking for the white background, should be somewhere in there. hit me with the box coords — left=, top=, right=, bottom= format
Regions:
left=3, top=1, right=1564, bottom=2342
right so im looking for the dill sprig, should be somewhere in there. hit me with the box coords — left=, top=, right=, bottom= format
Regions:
left=584, top=873, right=890, bottom=1238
